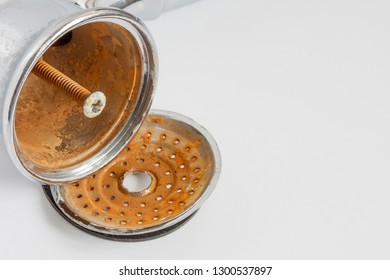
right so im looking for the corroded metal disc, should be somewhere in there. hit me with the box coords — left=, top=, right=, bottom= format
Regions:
left=44, top=110, right=221, bottom=241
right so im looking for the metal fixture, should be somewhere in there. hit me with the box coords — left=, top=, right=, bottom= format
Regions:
left=0, top=0, right=220, bottom=241
left=0, top=0, right=157, bottom=183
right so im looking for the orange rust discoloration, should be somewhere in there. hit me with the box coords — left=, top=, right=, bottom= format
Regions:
left=14, top=22, right=143, bottom=170
left=149, top=116, right=163, bottom=124
left=32, top=59, right=91, bottom=102
left=59, top=115, right=212, bottom=229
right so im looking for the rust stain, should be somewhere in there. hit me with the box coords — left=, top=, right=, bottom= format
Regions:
left=15, top=22, right=143, bottom=170
left=60, top=116, right=212, bottom=229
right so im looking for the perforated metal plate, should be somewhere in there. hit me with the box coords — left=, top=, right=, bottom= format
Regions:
left=44, top=110, right=221, bottom=241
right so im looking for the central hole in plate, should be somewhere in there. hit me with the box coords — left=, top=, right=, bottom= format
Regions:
left=121, top=171, right=153, bottom=197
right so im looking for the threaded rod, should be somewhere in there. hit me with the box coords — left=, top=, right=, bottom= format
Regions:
left=32, top=60, right=90, bottom=101
left=31, top=59, right=106, bottom=118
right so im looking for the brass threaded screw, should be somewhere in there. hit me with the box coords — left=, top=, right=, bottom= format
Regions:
left=32, top=60, right=106, bottom=118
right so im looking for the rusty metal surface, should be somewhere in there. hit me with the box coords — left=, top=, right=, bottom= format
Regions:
left=15, top=22, right=142, bottom=173
left=47, top=110, right=221, bottom=239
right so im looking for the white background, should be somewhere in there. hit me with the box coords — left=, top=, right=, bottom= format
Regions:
left=1, top=0, right=390, bottom=259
